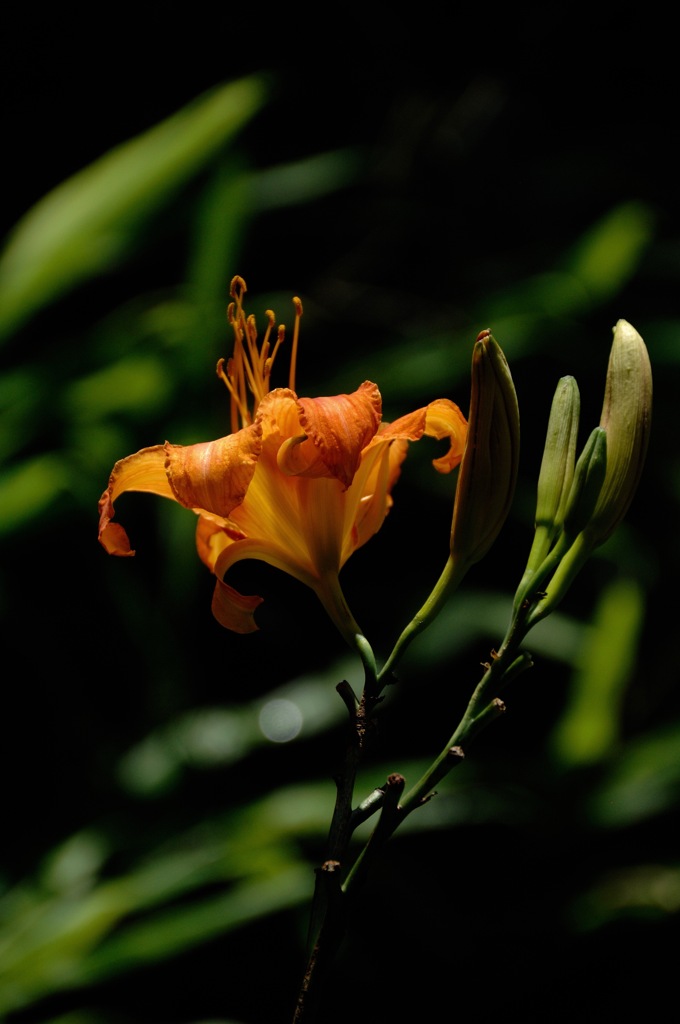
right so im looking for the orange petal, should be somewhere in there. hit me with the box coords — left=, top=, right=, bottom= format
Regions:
left=425, top=398, right=468, bottom=472
left=338, top=441, right=393, bottom=562
left=277, top=433, right=329, bottom=479
left=348, top=437, right=409, bottom=557
left=295, top=381, right=382, bottom=488
left=212, top=535, right=319, bottom=592
left=379, top=398, right=467, bottom=473
left=198, top=505, right=321, bottom=631
left=210, top=532, right=322, bottom=632
left=195, top=513, right=244, bottom=571
left=257, top=388, right=300, bottom=439
left=98, top=445, right=177, bottom=556
left=165, top=421, right=262, bottom=518
left=211, top=577, right=264, bottom=633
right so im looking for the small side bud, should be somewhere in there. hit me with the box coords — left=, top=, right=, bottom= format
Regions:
left=450, top=331, right=520, bottom=571
left=561, top=427, right=608, bottom=539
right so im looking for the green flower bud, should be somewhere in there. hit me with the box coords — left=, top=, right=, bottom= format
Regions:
left=522, top=376, right=580, bottom=581
left=379, top=330, right=519, bottom=679
left=535, top=377, right=581, bottom=537
left=561, top=427, right=608, bottom=539
left=517, top=427, right=606, bottom=618
left=450, top=330, right=520, bottom=571
left=525, top=320, right=651, bottom=628
left=585, top=319, right=652, bottom=545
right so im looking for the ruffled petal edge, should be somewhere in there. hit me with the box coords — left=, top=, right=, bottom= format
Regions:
left=378, top=398, right=467, bottom=473
left=98, top=445, right=177, bottom=556
left=295, top=381, right=382, bottom=488
left=165, top=421, right=262, bottom=518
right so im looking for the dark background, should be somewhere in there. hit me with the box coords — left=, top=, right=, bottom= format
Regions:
left=2, top=8, right=678, bottom=1023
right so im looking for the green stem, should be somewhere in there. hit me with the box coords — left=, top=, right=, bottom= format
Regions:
left=343, top=643, right=533, bottom=901
left=379, top=555, right=467, bottom=684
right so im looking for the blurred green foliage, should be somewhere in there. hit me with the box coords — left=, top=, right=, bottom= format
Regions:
left=1, top=24, right=678, bottom=1024
left=0, top=78, right=267, bottom=341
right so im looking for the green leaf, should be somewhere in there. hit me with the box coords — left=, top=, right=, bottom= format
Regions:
left=0, top=454, right=71, bottom=535
left=551, top=577, right=644, bottom=766
left=587, top=720, right=680, bottom=826
left=0, top=75, right=268, bottom=341
left=566, top=201, right=654, bottom=302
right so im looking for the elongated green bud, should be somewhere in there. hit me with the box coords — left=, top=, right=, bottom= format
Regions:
left=450, top=330, right=520, bottom=570
left=516, top=427, right=606, bottom=617
left=521, top=376, right=580, bottom=584
left=524, top=430, right=606, bottom=627
left=535, top=376, right=580, bottom=537
left=585, top=319, right=652, bottom=545
left=561, top=427, right=607, bottom=539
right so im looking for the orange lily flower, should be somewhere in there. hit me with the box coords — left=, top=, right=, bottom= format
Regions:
left=98, top=277, right=468, bottom=643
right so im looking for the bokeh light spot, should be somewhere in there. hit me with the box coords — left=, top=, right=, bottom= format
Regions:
left=258, top=699, right=303, bottom=743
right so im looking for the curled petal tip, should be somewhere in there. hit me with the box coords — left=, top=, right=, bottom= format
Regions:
left=379, top=398, right=467, bottom=474
left=211, top=577, right=264, bottom=633
left=99, top=515, right=135, bottom=557
left=97, top=445, right=177, bottom=557
left=98, top=484, right=135, bottom=555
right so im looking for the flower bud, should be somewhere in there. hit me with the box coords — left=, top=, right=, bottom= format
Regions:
left=515, top=426, right=606, bottom=617
left=522, top=376, right=580, bottom=582
left=525, top=321, right=651, bottom=628
left=561, top=427, right=608, bottom=539
left=450, top=330, right=520, bottom=571
left=585, top=319, right=652, bottom=545
left=378, top=330, right=519, bottom=679
left=535, top=377, right=580, bottom=538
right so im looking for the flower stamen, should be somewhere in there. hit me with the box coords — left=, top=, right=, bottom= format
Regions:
left=289, top=296, right=302, bottom=393
left=218, top=275, right=302, bottom=430
left=264, top=323, right=286, bottom=395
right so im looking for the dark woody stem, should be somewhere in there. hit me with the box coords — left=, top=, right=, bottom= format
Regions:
left=293, top=658, right=381, bottom=1023
left=342, top=647, right=532, bottom=900
left=292, top=606, right=535, bottom=1023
